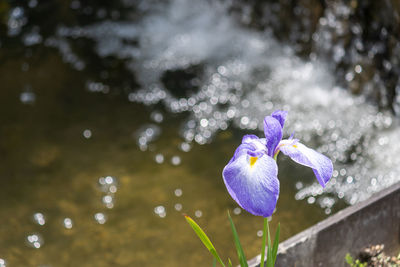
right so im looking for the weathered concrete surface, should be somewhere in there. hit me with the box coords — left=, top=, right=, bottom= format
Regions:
left=248, top=182, right=400, bottom=267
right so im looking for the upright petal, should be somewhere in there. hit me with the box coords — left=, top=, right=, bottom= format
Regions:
left=263, top=116, right=283, bottom=157
left=279, top=142, right=333, bottom=187
left=271, top=110, right=288, bottom=128
left=222, top=152, right=279, bottom=217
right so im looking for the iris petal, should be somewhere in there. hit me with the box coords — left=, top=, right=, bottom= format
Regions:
left=279, top=142, right=333, bottom=187
left=263, top=116, right=283, bottom=157
left=229, top=143, right=253, bottom=164
left=242, top=134, right=259, bottom=144
left=230, top=136, right=267, bottom=164
left=271, top=110, right=288, bottom=128
left=222, top=152, right=279, bottom=217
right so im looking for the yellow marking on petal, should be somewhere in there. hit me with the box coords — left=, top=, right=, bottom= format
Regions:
left=293, top=144, right=298, bottom=148
left=249, top=156, right=258, bottom=167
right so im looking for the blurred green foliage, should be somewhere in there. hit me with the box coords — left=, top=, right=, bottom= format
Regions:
left=345, top=253, right=367, bottom=267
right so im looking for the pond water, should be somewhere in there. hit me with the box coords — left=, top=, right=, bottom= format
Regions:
left=1, top=0, right=400, bottom=266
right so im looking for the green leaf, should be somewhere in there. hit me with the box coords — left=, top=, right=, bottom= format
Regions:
left=184, top=215, right=225, bottom=267
left=228, top=258, right=233, bottom=267
left=227, top=211, right=248, bottom=267
left=271, top=223, right=280, bottom=265
left=213, top=258, right=216, bottom=267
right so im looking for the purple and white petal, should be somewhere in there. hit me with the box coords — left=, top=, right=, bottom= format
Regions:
left=242, top=134, right=259, bottom=144
left=241, top=135, right=268, bottom=155
left=223, top=152, right=279, bottom=217
left=263, top=116, right=283, bottom=157
left=271, top=110, right=288, bottom=128
left=279, top=141, right=333, bottom=187
left=229, top=143, right=254, bottom=164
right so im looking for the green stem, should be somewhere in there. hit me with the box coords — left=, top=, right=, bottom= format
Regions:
left=263, top=148, right=277, bottom=267
left=267, top=219, right=272, bottom=267
left=260, top=217, right=268, bottom=267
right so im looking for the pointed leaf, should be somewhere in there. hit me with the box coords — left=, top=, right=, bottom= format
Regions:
left=184, top=215, right=225, bottom=267
left=272, top=223, right=280, bottom=265
left=227, top=211, right=248, bottom=267
left=228, top=258, right=233, bottom=267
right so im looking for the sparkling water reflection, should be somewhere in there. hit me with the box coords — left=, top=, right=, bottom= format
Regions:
left=52, top=0, right=400, bottom=210
left=26, top=234, right=43, bottom=249
left=33, top=213, right=46, bottom=226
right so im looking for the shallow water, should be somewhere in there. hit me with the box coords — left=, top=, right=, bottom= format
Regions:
left=1, top=0, right=400, bottom=266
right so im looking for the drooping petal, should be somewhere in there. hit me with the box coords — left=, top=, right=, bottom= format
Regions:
left=279, top=141, right=333, bottom=187
left=222, top=152, right=279, bottom=217
left=263, top=116, right=283, bottom=157
left=271, top=110, right=288, bottom=128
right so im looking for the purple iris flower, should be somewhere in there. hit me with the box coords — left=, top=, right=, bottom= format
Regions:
left=222, top=111, right=333, bottom=217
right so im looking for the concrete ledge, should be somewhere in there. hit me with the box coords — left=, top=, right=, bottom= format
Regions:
left=248, top=182, right=400, bottom=267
